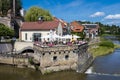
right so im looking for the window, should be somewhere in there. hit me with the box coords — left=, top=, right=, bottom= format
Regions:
left=33, top=33, right=41, bottom=42
left=59, top=52, right=61, bottom=54
left=25, top=33, right=27, bottom=40
left=65, top=55, right=69, bottom=60
left=54, top=52, right=56, bottom=54
left=49, top=52, right=51, bottom=55
left=53, top=56, right=57, bottom=61
left=43, top=53, right=45, bottom=56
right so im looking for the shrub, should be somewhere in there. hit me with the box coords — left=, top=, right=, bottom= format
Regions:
left=99, top=41, right=114, bottom=48
left=28, top=57, right=34, bottom=65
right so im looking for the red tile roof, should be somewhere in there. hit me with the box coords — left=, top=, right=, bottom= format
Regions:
left=21, top=21, right=65, bottom=31
left=53, top=17, right=67, bottom=26
left=71, top=21, right=84, bottom=32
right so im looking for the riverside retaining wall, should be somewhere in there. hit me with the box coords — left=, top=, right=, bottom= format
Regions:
left=34, top=43, right=93, bottom=74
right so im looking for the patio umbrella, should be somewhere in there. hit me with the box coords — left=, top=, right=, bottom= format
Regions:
left=61, top=35, right=72, bottom=39
left=53, top=34, right=62, bottom=39
left=73, top=35, right=80, bottom=38
left=41, top=35, right=51, bottom=39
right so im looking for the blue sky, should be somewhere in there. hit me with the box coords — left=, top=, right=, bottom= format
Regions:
left=22, top=0, right=120, bottom=25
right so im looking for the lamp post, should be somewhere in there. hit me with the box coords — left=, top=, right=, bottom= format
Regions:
left=11, top=37, right=16, bottom=65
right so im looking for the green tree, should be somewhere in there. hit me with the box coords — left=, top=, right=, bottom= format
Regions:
left=0, top=23, right=14, bottom=39
left=25, top=6, right=53, bottom=21
left=0, top=0, right=22, bottom=16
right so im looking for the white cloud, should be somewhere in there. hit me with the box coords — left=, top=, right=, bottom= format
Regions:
left=105, top=14, right=120, bottom=19
left=90, top=12, right=105, bottom=17
left=106, top=21, right=120, bottom=26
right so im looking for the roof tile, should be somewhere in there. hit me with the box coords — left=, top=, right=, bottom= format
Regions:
left=21, top=21, right=64, bottom=30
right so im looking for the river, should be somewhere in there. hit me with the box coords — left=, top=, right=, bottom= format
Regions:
left=0, top=39, right=120, bottom=80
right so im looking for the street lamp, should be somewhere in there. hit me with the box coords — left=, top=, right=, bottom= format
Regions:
left=11, top=37, right=16, bottom=65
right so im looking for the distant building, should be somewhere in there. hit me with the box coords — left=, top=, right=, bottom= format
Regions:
left=70, top=21, right=84, bottom=32
left=20, top=20, right=66, bottom=42
left=82, top=24, right=99, bottom=39
left=53, top=17, right=69, bottom=35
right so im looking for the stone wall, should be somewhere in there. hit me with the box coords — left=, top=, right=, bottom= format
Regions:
left=33, top=43, right=93, bottom=74
left=77, top=43, right=94, bottom=73
left=0, top=56, right=28, bottom=67
left=0, top=43, right=12, bottom=53
left=0, top=17, right=11, bottom=27
left=34, top=45, right=78, bottom=74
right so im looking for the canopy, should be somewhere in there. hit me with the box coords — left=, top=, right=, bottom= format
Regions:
left=61, top=35, right=80, bottom=39
left=61, top=35, right=72, bottom=39
left=53, top=34, right=62, bottom=39
left=41, top=35, right=51, bottom=39
left=41, top=34, right=61, bottom=39
left=73, top=35, right=80, bottom=38
left=41, top=33, right=62, bottom=42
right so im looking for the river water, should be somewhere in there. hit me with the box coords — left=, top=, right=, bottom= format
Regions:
left=0, top=39, right=120, bottom=80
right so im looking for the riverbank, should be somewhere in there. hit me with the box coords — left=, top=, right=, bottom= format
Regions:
left=88, top=37, right=120, bottom=58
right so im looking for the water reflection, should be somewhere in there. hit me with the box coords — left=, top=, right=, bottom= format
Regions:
left=92, top=48, right=120, bottom=74
left=0, top=65, right=88, bottom=80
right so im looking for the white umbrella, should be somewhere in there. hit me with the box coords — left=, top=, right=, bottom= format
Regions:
left=73, top=35, right=80, bottom=38
left=61, top=35, right=72, bottom=39
left=53, top=34, right=62, bottom=39
left=41, top=35, right=51, bottom=39
left=41, top=34, right=62, bottom=41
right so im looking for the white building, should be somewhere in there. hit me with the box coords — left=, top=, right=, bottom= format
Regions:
left=82, top=24, right=99, bottom=39
left=20, top=21, right=66, bottom=42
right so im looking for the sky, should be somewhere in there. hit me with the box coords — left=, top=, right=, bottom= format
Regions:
left=22, top=0, right=120, bottom=26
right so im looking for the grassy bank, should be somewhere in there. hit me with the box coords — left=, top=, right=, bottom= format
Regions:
left=89, top=46, right=114, bottom=58
left=89, top=37, right=120, bottom=58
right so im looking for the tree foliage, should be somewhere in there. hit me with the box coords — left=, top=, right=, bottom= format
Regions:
left=25, top=6, right=53, bottom=21
left=0, top=0, right=22, bottom=16
left=0, top=23, right=14, bottom=37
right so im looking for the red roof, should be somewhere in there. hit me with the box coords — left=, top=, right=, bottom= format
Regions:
left=21, top=21, right=65, bottom=31
left=71, top=21, right=84, bottom=32
left=53, top=17, right=67, bottom=26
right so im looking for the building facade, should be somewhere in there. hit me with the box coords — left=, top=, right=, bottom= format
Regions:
left=20, top=21, right=66, bottom=42
left=82, top=24, right=99, bottom=39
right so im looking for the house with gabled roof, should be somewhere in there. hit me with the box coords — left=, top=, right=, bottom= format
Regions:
left=82, top=24, right=99, bottom=39
left=70, top=21, right=84, bottom=32
left=20, top=20, right=66, bottom=42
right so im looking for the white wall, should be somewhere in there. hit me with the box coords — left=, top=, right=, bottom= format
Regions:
left=21, top=30, right=49, bottom=42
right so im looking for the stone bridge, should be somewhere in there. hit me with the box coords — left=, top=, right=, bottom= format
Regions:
left=15, top=42, right=34, bottom=53
left=0, top=42, right=33, bottom=67
left=0, top=42, right=34, bottom=54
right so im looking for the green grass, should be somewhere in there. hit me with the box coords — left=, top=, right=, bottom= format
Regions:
left=114, top=44, right=120, bottom=49
left=89, top=37, right=120, bottom=58
left=89, top=46, right=114, bottom=58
